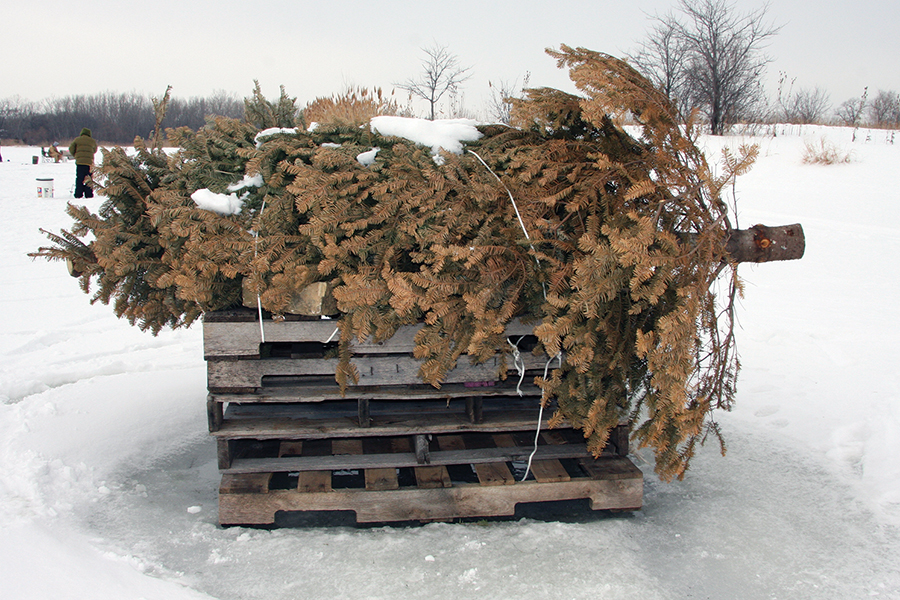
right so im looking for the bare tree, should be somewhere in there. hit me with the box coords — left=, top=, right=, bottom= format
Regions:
left=396, top=44, right=471, bottom=120
left=835, top=89, right=868, bottom=127
left=486, top=73, right=530, bottom=124
left=868, top=90, right=900, bottom=127
left=627, top=12, right=690, bottom=111
left=641, top=0, right=780, bottom=134
left=779, top=86, right=831, bottom=124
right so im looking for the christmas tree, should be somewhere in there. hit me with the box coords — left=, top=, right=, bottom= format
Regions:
left=33, top=47, right=757, bottom=480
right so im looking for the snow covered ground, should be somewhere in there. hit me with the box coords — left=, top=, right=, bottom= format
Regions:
left=1, top=125, right=899, bottom=599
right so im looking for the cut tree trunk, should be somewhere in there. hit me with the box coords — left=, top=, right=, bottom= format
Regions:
left=724, top=224, right=805, bottom=263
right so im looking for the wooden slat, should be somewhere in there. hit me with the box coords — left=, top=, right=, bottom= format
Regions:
left=473, top=462, right=515, bottom=485
left=436, top=435, right=466, bottom=452
left=297, top=471, right=331, bottom=493
left=295, top=438, right=334, bottom=493
left=207, top=395, right=223, bottom=431
left=467, top=435, right=515, bottom=486
left=611, top=424, right=630, bottom=456
left=354, top=437, right=400, bottom=490
left=414, top=466, right=452, bottom=489
left=223, top=397, right=543, bottom=420
left=529, top=460, right=571, bottom=483
left=578, top=456, right=644, bottom=481
left=204, top=317, right=535, bottom=359
left=492, top=433, right=517, bottom=448
left=365, top=468, right=399, bottom=491
left=437, top=434, right=515, bottom=486
left=217, top=439, right=233, bottom=470
left=211, top=408, right=553, bottom=440
left=204, top=319, right=339, bottom=358
left=229, top=440, right=595, bottom=474
left=220, top=473, right=272, bottom=494
left=390, top=437, right=413, bottom=453
left=498, top=431, right=570, bottom=482
left=207, top=353, right=550, bottom=391
left=209, top=379, right=543, bottom=404
left=541, top=430, right=569, bottom=445
left=465, top=396, right=484, bottom=423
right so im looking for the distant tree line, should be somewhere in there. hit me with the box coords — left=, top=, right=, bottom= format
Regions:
left=770, top=78, right=900, bottom=129
left=0, top=90, right=244, bottom=145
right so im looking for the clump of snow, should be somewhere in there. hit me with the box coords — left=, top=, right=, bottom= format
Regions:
left=226, top=173, right=263, bottom=192
left=190, top=189, right=243, bottom=216
left=192, top=173, right=262, bottom=216
left=370, top=116, right=483, bottom=156
left=254, top=127, right=298, bottom=147
left=320, top=142, right=341, bottom=148
left=356, top=147, right=379, bottom=166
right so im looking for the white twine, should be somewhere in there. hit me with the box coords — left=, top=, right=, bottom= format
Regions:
left=253, top=199, right=267, bottom=344
left=507, top=337, right=526, bottom=397
left=521, top=351, right=563, bottom=482
left=468, top=150, right=565, bottom=483
left=468, top=150, right=531, bottom=241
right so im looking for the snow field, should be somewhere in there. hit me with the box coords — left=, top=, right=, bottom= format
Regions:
left=1, top=126, right=899, bottom=599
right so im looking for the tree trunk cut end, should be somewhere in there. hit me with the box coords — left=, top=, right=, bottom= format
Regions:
left=725, top=224, right=805, bottom=263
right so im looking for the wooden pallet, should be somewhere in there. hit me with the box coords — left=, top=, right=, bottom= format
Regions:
left=218, top=430, right=643, bottom=525
left=204, top=308, right=642, bottom=525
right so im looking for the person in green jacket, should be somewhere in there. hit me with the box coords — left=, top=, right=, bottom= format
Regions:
left=69, top=128, right=98, bottom=198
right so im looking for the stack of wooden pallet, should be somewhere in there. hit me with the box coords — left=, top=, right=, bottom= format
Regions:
left=204, top=308, right=643, bottom=525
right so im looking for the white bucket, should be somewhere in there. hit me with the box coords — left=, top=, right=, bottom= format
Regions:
left=37, top=178, right=54, bottom=198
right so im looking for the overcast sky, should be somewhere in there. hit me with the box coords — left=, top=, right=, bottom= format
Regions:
left=4, top=0, right=898, bottom=118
